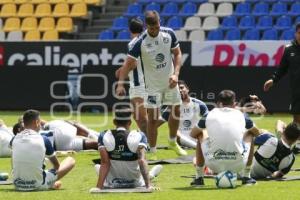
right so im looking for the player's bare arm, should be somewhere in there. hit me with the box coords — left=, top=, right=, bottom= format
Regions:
left=116, top=56, right=137, bottom=96
left=137, top=146, right=150, bottom=188
left=169, top=47, right=182, bottom=88
left=96, top=148, right=111, bottom=189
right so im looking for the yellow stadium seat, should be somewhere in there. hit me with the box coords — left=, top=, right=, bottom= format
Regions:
left=30, top=0, right=48, bottom=4
left=3, top=17, right=20, bottom=32
left=49, top=0, right=66, bottom=4
left=18, top=3, right=34, bottom=17
left=21, top=17, right=37, bottom=31
left=56, top=17, right=73, bottom=32
left=0, top=3, right=17, bottom=17
left=14, top=0, right=29, bottom=4
left=66, top=0, right=83, bottom=4
left=34, top=3, right=52, bottom=17
left=0, top=0, right=14, bottom=4
left=24, top=30, right=41, bottom=41
left=52, top=3, right=69, bottom=17
left=38, top=17, right=55, bottom=31
left=70, top=2, right=87, bottom=17
left=42, top=29, right=58, bottom=41
left=84, top=0, right=102, bottom=6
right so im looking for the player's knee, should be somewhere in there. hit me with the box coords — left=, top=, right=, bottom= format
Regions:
left=66, top=156, right=76, bottom=168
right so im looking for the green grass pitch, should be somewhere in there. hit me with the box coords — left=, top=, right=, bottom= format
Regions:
left=1, top=111, right=300, bottom=200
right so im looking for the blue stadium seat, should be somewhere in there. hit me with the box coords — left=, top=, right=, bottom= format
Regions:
left=288, top=2, right=300, bottom=16
left=264, top=0, right=277, bottom=3
left=234, top=2, right=251, bottom=16
left=221, top=16, right=238, bottom=30
left=262, top=28, right=278, bottom=40
left=111, top=16, right=128, bottom=31
left=179, top=2, right=197, bottom=17
left=145, top=2, right=160, bottom=13
left=225, top=29, right=241, bottom=40
left=98, top=30, right=114, bottom=40
left=124, top=3, right=143, bottom=17
left=280, top=0, right=295, bottom=3
left=137, top=0, right=151, bottom=3
left=252, top=2, right=269, bottom=16
left=166, top=16, right=183, bottom=30
left=160, top=17, right=165, bottom=26
left=280, top=29, right=295, bottom=40
left=161, top=2, right=178, bottom=17
left=270, top=2, right=287, bottom=17
left=256, top=15, right=273, bottom=30
left=275, top=15, right=292, bottom=30
left=173, top=0, right=187, bottom=3
left=295, top=16, right=300, bottom=24
left=239, top=15, right=255, bottom=30
left=243, top=29, right=260, bottom=40
left=116, top=30, right=131, bottom=40
left=190, top=0, right=207, bottom=3
left=246, top=0, right=260, bottom=3
left=207, top=29, right=224, bottom=40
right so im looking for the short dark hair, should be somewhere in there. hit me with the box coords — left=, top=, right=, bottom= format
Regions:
left=217, top=90, right=236, bottom=106
left=23, top=109, right=40, bottom=126
left=296, top=23, right=300, bottom=32
left=178, top=80, right=189, bottom=89
left=114, top=105, right=132, bottom=126
left=145, top=10, right=160, bottom=26
left=129, top=18, right=143, bottom=34
left=284, top=122, right=300, bottom=142
left=12, top=122, right=23, bottom=135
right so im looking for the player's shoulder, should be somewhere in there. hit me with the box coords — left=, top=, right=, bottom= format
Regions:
left=191, top=97, right=206, bottom=105
left=160, top=26, right=175, bottom=33
left=128, top=32, right=147, bottom=49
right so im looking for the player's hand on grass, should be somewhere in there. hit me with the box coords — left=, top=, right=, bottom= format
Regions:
left=89, top=187, right=102, bottom=193
left=169, top=74, right=178, bottom=89
left=148, top=185, right=160, bottom=191
left=263, top=79, right=273, bottom=92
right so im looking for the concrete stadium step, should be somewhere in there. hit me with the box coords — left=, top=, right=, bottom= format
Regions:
left=77, top=33, right=99, bottom=40
left=85, top=25, right=109, bottom=33
left=106, top=6, right=128, bottom=13
left=97, top=12, right=124, bottom=20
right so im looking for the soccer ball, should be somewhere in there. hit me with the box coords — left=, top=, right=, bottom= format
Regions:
left=215, top=171, right=237, bottom=189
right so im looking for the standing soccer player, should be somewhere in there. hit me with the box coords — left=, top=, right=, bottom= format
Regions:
left=115, top=18, right=148, bottom=135
left=264, top=23, right=300, bottom=124
left=116, top=11, right=186, bottom=160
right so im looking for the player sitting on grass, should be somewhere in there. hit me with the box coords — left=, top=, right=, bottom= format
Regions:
left=251, top=121, right=300, bottom=179
left=190, top=90, right=260, bottom=186
left=91, top=106, right=162, bottom=192
left=0, top=119, right=14, bottom=157
left=10, top=109, right=75, bottom=191
left=13, top=119, right=98, bottom=152
left=157, top=80, right=208, bottom=148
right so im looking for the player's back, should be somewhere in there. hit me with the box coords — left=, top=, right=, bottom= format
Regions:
left=206, top=107, right=246, bottom=153
left=11, top=129, right=46, bottom=190
left=99, top=128, right=147, bottom=188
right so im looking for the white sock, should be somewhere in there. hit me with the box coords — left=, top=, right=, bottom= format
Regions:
left=150, top=147, right=157, bottom=153
left=242, top=166, right=251, bottom=178
left=169, top=137, right=176, bottom=143
left=94, top=164, right=101, bottom=176
left=179, top=136, right=196, bottom=148
left=149, top=165, right=163, bottom=179
left=196, top=166, right=204, bottom=179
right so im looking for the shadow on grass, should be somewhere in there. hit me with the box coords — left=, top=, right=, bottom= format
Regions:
left=173, top=185, right=242, bottom=191
left=0, top=188, right=66, bottom=193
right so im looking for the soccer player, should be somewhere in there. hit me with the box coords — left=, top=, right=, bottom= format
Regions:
left=0, top=120, right=14, bottom=157
left=13, top=119, right=98, bottom=152
left=251, top=122, right=300, bottom=179
left=10, top=110, right=75, bottom=191
left=264, top=23, right=300, bottom=124
left=115, top=18, right=148, bottom=135
left=237, top=95, right=266, bottom=114
left=190, top=90, right=260, bottom=186
left=91, top=106, right=162, bottom=191
left=116, top=11, right=186, bottom=160
left=158, top=80, right=208, bottom=148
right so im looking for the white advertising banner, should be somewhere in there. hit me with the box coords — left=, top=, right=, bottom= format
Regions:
left=191, top=41, right=290, bottom=67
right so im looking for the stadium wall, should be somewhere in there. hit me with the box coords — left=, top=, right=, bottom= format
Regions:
left=0, top=41, right=290, bottom=112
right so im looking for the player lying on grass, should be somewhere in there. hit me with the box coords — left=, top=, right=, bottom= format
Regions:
left=0, top=119, right=14, bottom=157
left=13, top=118, right=98, bottom=152
left=190, top=90, right=261, bottom=186
left=251, top=121, right=300, bottom=179
left=10, top=109, right=75, bottom=191
left=91, top=106, right=162, bottom=192
left=236, top=95, right=266, bottom=115
left=157, top=80, right=208, bottom=149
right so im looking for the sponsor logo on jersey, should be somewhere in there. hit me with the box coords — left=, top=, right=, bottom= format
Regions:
left=147, top=95, right=157, bottom=105
left=213, top=149, right=237, bottom=160
left=183, top=120, right=192, bottom=128
left=163, top=37, right=169, bottom=44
